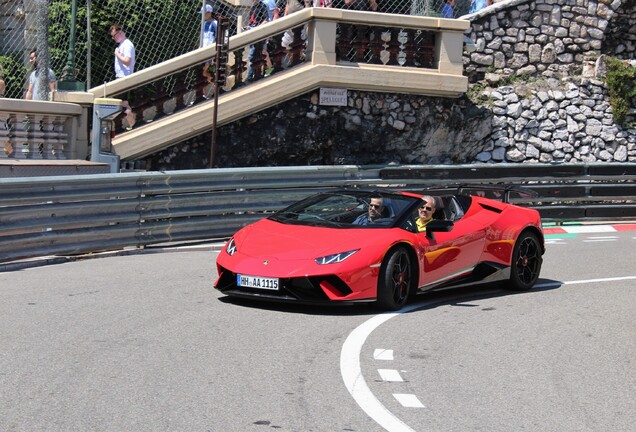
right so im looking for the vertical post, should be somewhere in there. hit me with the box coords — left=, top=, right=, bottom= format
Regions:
left=86, top=0, right=92, bottom=89
left=35, top=0, right=50, bottom=101
left=58, top=0, right=86, bottom=91
left=210, top=16, right=229, bottom=168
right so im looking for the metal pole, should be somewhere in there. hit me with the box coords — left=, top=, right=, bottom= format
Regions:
left=35, top=0, right=50, bottom=101
left=200, top=0, right=206, bottom=47
left=210, top=18, right=222, bottom=169
left=86, top=0, right=91, bottom=89
left=58, top=0, right=85, bottom=91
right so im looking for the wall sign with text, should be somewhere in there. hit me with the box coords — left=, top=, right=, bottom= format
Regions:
left=319, top=88, right=348, bottom=106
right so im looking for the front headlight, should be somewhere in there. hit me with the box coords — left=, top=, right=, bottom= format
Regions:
left=315, top=249, right=359, bottom=265
left=226, top=238, right=237, bottom=256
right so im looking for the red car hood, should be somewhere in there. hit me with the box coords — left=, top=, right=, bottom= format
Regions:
left=233, top=218, right=381, bottom=260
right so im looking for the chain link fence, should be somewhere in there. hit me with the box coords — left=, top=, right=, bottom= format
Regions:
left=0, top=0, right=462, bottom=100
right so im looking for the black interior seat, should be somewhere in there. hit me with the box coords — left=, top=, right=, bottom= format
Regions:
left=432, top=196, right=445, bottom=220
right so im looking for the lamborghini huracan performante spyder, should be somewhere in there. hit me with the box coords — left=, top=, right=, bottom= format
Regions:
left=214, top=188, right=545, bottom=310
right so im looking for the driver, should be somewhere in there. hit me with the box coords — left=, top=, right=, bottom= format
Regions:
left=353, top=195, right=384, bottom=225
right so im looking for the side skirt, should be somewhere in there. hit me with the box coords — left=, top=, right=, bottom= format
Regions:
left=417, top=262, right=510, bottom=293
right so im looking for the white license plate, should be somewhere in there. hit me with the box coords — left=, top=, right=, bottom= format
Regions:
left=237, top=274, right=279, bottom=290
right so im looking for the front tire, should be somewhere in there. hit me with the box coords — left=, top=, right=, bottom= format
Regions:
left=377, top=247, right=412, bottom=310
left=508, top=232, right=543, bottom=290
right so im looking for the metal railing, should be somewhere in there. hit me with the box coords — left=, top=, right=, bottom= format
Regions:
left=1, top=163, right=635, bottom=263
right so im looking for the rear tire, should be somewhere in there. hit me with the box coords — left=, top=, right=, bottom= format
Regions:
left=508, top=232, right=542, bottom=290
left=377, top=247, right=412, bottom=310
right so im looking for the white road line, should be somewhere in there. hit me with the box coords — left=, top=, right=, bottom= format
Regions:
left=588, top=236, right=619, bottom=239
left=583, top=239, right=618, bottom=242
left=341, top=275, right=636, bottom=432
left=545, top=240, right=566, bottom=244
left=563, top=225, right=616, bottom=233
left=393, top=394, right=425, bottom=408
left=378, top=369, right=404, bottom=382
left=341, top=309, right=420, bottom=432
left=374, top=349, right=394, bottom=361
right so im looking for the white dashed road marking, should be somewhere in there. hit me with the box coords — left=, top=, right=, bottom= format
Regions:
left=374, top=349, right=394, bottom=361
left=341, top=274, right=636, bottom=432
left=378, top=369, right=404, bottom=382
left=393, top=393, right=425, bottom=408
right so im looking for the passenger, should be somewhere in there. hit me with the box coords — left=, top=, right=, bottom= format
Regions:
left=415, top=196, right=436, bottom=232
left=353, top=196, right=385, bottom=225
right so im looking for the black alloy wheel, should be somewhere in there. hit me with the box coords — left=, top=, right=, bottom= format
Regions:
left=377, top=247, right=412, bottom=310
left=508, top=232, right=543, bottom=290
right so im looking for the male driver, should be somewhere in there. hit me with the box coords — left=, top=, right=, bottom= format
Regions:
left=353, top=196, right=385, bottom=225
left=416, top=196, right=436, bottom=232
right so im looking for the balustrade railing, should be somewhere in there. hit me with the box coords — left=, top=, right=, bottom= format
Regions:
left=0, top=100, right=82, bottom=160
left=89, top=9, right=468, bottom=137
left=336, top=25, right=435, bottom=67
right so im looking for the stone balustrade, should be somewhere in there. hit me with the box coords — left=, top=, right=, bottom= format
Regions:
left=87, top=8, right=469, bottom=141
left=0, top=99, right=84, bottom=160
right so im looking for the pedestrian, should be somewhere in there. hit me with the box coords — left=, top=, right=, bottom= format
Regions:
left=342, top=0, right=378, bottom=11
left=200, top=3, right=217, bottom=87
left=440, top=0, right=455, bottom=18
left=246, top=0, right=270, bottom=81
left=469, top=0, right=492, bottom=13
left=25, top=49, right=56, bottom=100
left=261, top=0, right=281, bottom=21
left=0, top=66, right=6, bottom=98
left=109, top=24, right=136, bottom=129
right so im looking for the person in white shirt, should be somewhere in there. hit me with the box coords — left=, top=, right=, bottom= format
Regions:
left=110, top=24, right=136, bottom=129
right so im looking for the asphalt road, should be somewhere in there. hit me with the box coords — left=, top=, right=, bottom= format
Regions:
left=0, top=229, right=634, bottom=432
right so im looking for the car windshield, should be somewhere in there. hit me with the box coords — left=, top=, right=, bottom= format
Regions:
left=269, top=191, right=418, bottom=228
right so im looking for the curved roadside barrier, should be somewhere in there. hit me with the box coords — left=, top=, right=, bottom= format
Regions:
left=1, top=163, right=635, bottom=263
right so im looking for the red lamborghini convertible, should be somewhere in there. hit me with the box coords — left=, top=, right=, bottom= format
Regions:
left=214, top=187, right=544, bottom=310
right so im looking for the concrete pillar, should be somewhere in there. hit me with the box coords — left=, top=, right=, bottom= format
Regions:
left=307, top=20, right=337, bottom=66
left=435, top=30, right=464, bottom=75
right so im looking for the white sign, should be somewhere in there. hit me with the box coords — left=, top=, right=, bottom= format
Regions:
left=319, top=88, right=348, bottom=106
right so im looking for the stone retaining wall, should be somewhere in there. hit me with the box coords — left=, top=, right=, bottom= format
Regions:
left=143, top=0, right=636, bottom=169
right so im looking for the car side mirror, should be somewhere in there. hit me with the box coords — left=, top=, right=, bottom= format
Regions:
left=425, top=220, right=454, bottom=239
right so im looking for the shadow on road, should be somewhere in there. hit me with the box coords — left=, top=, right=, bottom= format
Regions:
left=216, top=278, right=563, bottom=316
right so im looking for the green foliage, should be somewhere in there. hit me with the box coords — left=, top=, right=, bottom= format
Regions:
left=48, top=0, right=200, bottom=88
left=0, top=54, right=27, bottom=99
left=605, top=57, right=636, bottom=125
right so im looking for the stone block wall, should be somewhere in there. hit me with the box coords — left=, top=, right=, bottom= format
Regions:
left=463, top=0, right=635, bottom=163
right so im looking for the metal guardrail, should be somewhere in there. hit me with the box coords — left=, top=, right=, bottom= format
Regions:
left=1, top=163, right=635, bottom=263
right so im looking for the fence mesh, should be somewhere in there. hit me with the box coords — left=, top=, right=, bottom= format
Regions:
left=0, top=0, right=465, bottom=100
